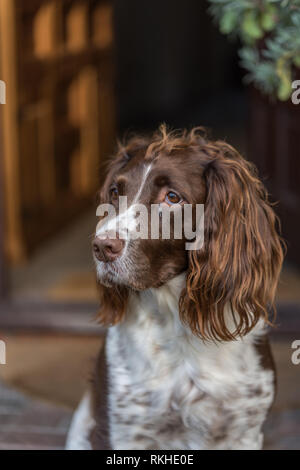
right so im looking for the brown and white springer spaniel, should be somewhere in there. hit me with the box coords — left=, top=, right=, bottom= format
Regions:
left=66, top=126, right=284, bottom=450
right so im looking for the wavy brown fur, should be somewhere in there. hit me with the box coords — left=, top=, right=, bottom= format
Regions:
left=179, top=135, right=284, bottom=341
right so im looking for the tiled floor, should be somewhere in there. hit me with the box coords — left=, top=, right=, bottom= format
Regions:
left=263, top=336, right=300, bottom=450
left=264, top=409, right=300, bottom=450
left=0, top=383, right=71, bottom=450
left=0, top=334, right=102, bottom=450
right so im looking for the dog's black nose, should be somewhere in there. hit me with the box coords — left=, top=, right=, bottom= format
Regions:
left=93, top=236, right=124, bottom=262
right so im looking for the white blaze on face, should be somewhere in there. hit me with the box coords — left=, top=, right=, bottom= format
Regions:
left=96, top=164, right=153, bottom=246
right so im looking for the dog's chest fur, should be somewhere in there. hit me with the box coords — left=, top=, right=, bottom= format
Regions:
left=106, top=277, right=274, bottom=450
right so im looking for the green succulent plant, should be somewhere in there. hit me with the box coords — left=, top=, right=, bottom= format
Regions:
left=208, top=0, right=300, bottom=100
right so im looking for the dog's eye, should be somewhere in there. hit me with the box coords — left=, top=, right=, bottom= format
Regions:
left=165, top=191, right=181, bottom=205
left=110, top=186, right=119, bottom=200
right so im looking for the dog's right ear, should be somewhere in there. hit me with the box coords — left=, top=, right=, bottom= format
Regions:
left=97, top=284, right=129, bottom=327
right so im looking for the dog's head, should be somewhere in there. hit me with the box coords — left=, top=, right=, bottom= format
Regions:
left=93, top=126, right=284, bottom=341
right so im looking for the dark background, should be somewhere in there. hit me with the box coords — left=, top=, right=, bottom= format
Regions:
left=114, top=0, right=244, bottom=133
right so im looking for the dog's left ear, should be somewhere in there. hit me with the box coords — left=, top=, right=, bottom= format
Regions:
left=180, top=141, right=284, bottom=341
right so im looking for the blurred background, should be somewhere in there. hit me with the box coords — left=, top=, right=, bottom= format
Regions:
left=0, top=0, right=299, bottom=450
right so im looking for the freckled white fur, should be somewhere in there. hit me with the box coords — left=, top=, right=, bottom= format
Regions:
left=106, top=274, right=274, bottom=450
left=65, top=392, right=95, bottom=450
left=67, top=274, right=274, bottom=450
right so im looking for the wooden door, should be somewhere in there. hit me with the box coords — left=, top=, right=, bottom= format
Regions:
left=0, top=0, right=115, bottom=263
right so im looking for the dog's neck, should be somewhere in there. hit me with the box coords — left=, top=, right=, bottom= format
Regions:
left=121, top=272, right=265, bottom=349
left=126, top=273, right=187, bottom=333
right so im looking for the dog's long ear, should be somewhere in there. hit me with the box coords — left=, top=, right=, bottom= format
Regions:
left=97, top=284, right=129, bottom=327
left=180, top=141, right=284, bottom=342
